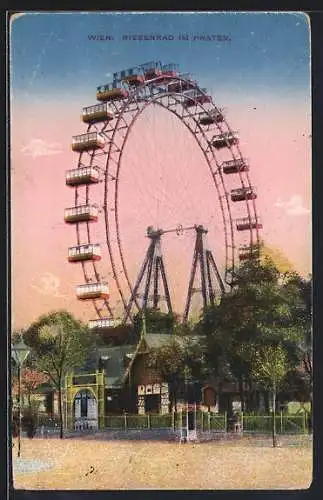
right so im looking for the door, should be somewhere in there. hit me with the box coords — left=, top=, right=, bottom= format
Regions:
left=74, top=389, right=97, bottom=419
left=144, top=394, right=160, bottom=413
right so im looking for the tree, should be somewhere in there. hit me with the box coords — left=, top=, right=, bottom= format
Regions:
left=24, top=310, right=91, bottom=438
left=259, top=241, right=295, bottom=274
left=147, top=338, right=186, bottom=412
left=12, top=368, right=49, bottom=409
left=133, top=308, right=178, bottom=335
left=201, top=257, right=305, bottom=413
left=250, top=344, right=289, bottom=447
left=198, top=306, right=236, bottom=408
left=147, top=335, right=207, bottom=412
left=294, top=276, right=312, bottom=411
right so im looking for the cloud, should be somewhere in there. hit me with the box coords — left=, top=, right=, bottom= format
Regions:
left=274, top=195, right=310, bottom=216
left=21, top=139, right=62, bottom=158
left=31, top=273, right=67, bottom=298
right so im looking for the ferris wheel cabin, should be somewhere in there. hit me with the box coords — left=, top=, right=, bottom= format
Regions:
left=68, top=244, right=101, bottom=263
left=183, top=89, right=213, bottom=108
left=154, top=63, right=180, bottom=84
left=222, top=158, right=249, bottom=174
left=64, top=205, right=99, bottom=223
left=167, top=75, right=196, bottom=93
left=212, top=131, right=239, bottom=149
left=71, top=132, right=105, bottom=152
left=236, top=217, right=262, bottom=231
left=114, top=62, right=179, bottom=87
left=88, top=318, right=115, bottom=329
left=76, top=283, right=109, bottom=300
left=238, top=244, right=261, bottom=261
left=161, top=63, right=179, bottom=77
left=115, top=67, right=145, bottom=86
left=82, top=103, right=114, bottom=124
left=199, top=109, right=224, bottom=125
left=96, top=83, right=129, bottom=102
left=140, top=61, right=163, bottom=79
left=65, top=61, right=264, bottom=329
left=230, top=186, right=257, bottom=202
left=65, top=166, right=100, bottom=186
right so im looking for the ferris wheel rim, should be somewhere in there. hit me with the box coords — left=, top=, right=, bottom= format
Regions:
left=71, top=71, right=261, bottom=322
left=103, top=76, right=259, bottom=311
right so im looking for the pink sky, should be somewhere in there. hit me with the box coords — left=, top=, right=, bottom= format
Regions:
left=11, top=93, right=311, bottom=330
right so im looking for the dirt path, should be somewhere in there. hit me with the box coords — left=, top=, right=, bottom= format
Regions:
left=13, top=436, right=312, bottom=490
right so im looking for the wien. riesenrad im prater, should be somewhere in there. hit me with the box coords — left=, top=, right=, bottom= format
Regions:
left=64, top=61, right=262, bottom=330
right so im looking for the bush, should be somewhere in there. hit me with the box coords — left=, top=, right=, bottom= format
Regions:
left=242, top=414, right=306, bottom=434
left=22, top=409, right=38, bottom=438
left=37, top=413, right=60, bottom=428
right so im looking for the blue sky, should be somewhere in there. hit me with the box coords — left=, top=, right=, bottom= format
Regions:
left=11, top=12, right=312, bottom=327
left=11, top=12, right=310, bottom=101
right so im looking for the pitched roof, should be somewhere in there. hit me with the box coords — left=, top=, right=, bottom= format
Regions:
left=119, top=333, right=174, bottom=385
left=96, top=333, right=205, bottom=388
left=97, top=345, right=136, bottom=388
left=143, top=333, right=174, bottom=349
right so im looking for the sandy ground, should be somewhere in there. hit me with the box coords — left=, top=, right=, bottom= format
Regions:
left=13, top=435, right=312, bottom=490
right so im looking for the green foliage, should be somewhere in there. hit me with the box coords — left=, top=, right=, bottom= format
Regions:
left=248, top=343, right=290, bottom=447
left=12, top=330, right=23, bottom=344
left=133, top=309, right=178, bottom=335
left=199, top=257, right=311, bottom=409
left=147, top=336, right=207, bottom=383
left=24, top=310, right=91, bottom=388
left=184, top=336, right=209, bottom=382
left=21, top=401, right=40, bottom=438
left=146, top=334, right=207, bottom=413
left=98, top=324, right=136, bottom=346
left=174, top=321, right=195, bottom=337
left=242, top=414, right=306, bottom=434
left=291, top=275, right=312, bottom=398
left=24, top=310, right=91, bottom=439
left=250, top=344, right=289, bottom=390
left=147, top=338, right=186, bottom=383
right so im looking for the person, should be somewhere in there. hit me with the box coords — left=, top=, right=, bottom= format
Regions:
left=232, top=412, right=241, bottom=432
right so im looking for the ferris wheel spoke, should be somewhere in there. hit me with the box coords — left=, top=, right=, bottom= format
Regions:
left=66, top=63, right=262, bottom=323
left=118, top=157, right=156, bottom=223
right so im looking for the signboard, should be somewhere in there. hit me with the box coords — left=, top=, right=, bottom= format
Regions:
left=137, top=383, right=164, bottom=395
left=153, top=384, right=161, bottom=394
left=161, top=383, right=168, bottom=394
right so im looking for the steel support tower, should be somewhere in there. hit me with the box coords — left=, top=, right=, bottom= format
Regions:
left=183, top=224, right=225, bottom=323
left=123, top=226, right=173, bottom=323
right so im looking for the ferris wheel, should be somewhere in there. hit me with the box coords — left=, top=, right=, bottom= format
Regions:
left=64, top=61, right=262, bottom=328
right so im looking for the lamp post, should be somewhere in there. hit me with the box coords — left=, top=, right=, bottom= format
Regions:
left=99, top=355, right=109, bottom=420
left=99, top=355, right=109, bottom=372
left=11, top=336, right=30, bottom=458
left=184, top=364, right=190, bottom=442
left=184, top=359, right=198, bottom=442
